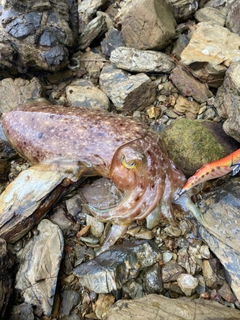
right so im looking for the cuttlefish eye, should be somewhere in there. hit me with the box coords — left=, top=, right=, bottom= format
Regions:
left=121, top=155, right=136, bottom=169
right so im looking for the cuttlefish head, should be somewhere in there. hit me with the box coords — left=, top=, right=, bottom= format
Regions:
left=85, top=134, right=168, bottom=225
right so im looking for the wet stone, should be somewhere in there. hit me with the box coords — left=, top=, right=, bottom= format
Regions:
left=122, top=279, right=143, bottom=299
left=61, top=290, right=80, bottom=317
left=73, top=241, right=161, bottom=293
left=143, top=263, right=163, bottom=294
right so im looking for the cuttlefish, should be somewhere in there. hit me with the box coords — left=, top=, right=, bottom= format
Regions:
left=0, top=103, right=186, bottom=250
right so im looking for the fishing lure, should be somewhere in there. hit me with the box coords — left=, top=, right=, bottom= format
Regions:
left=181, top=148, right=240, bottom=193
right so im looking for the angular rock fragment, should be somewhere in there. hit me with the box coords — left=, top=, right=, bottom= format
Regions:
left=169, top=0, right=199, bottom=21
left=66, top=79, right=109, bottom=110
left=0, top=238, right=14, bottom=319
left=177, top=273, right=198, bottom=296
left=99, top=64, right=156, bottom=112
left=73, top=241, right=161, bottom=293
left=78, top=12, right=108, bottom=50
left=0, top=77, right=42, bottom=113
left=181, top=22, right=240, bottom=86
left=195, top=7, right=226, bottom=25
left=110, top=47, right=175, bottom=73
left=170, top=66, right=212, bottom=103
left=198, top=178, right=240, bottom=302
left=215, top=62, right=240, bottom=142
left=15, top=219, right=64, bottom=317
left=117, top=0, right=176, bottom=50
left=226, top=0, right=240, bottom=35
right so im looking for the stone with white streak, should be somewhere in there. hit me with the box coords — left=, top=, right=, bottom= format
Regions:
left=110, top=47, right=175, bottom=73
left=15, top=219, right=64, bottom=317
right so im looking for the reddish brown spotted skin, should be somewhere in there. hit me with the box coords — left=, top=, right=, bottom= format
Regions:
left=2, top=104, right=185, bottom=225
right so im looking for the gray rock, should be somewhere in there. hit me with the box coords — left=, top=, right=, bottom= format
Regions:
left=0, top=77, right=42, bottom=113
left=103, top=294, right=240, bottom=320
left=9, top=303, right=34, bottom=320
left=215, top=62, right=240, bottom=142
left=143, top=263, right=163, bottom=294
left=99, top=64, right=156, bottom=113
left=226, top=0, right=240, bottom=35
left=122, top=279, right=144, bottom=299
left=78, top=12, right=108, bottom=50
left=110, top=47, right=175, bottom=73
left=66, top=79, right=109, bottom=110
left=169, top=0, right=199, bottom=21
left=101, top=28, right=125, bottom=57
left=198, top=178, right=240, bottom=302
left=117, top=0, right=176, bottom=50
left=73, top=241, right=161, bottom=293
left=0, top=0, right=77, bottom=72
left=195, top=7, right=226, bottom=25
left=15, top=219, right=64, bottom=317
left=61, top=290, right=80, bottom=316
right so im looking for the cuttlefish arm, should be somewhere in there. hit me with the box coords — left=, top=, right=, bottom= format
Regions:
left=180, top=148, right=240, bottom=194
left=84, top=135, right=167, bottom=224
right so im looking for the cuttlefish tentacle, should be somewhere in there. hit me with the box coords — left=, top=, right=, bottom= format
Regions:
left=84, top=134, right=180, bottom=225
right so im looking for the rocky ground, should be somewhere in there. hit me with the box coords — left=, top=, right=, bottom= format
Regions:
left=0, top=0, right=240, bottom=319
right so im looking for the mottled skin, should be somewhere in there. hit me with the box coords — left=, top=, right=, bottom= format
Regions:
left=2, top=104, right=185, bottom=249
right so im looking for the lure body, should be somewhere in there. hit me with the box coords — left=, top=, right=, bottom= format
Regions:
left=182, top=149, right=240, bottom=192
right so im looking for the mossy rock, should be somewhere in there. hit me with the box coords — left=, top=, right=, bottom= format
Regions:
left=160, top=118, right=240, bottom=177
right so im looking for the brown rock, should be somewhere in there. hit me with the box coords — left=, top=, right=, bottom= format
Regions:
left=0, top=78, right=42, bottom=113
left=170, top=66, right=213, bottom=103
left=180, top=22, right=240, bottom=87
left=0, top=238, right=14, bottom=319
left=162, top=260, right=184, bottom=282
left=103, top=294, right=240, bottom=320
left=118, top=0, right=176, bottom=50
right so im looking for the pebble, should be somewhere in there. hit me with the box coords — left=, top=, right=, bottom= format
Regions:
left=177, top=274, right=198, bottom=296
